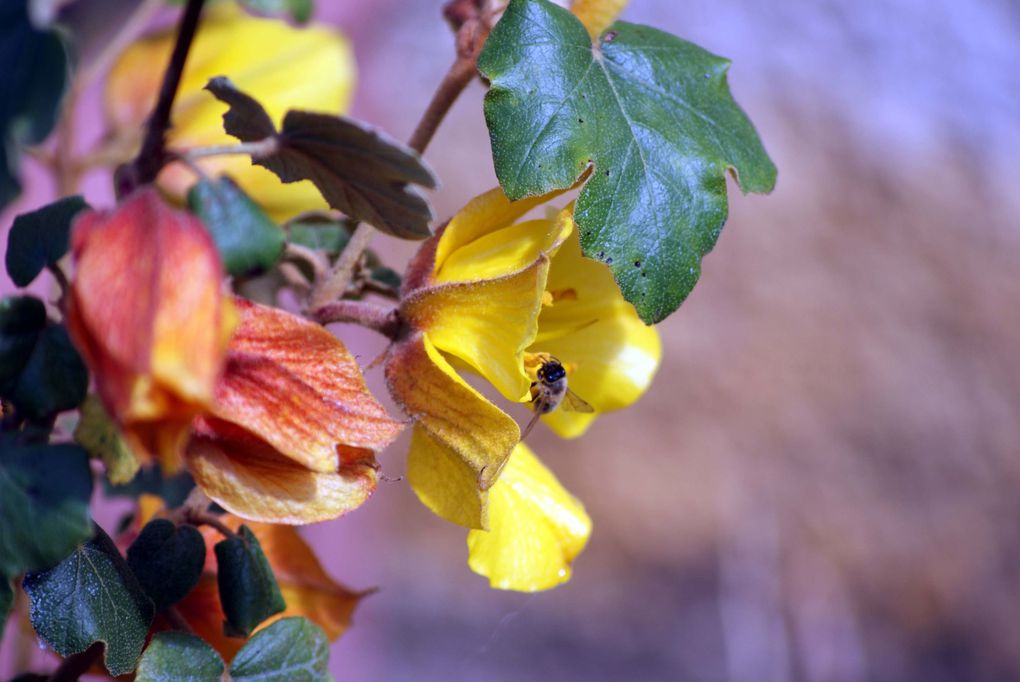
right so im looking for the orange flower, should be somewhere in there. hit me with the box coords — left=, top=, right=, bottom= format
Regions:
left=175, top=515, right=370, bottom=662
left=67, top=189, right=235, bottom=469
left=185, top=297, right=404, bottom=523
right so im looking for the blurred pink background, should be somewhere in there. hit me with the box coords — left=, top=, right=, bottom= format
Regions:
left=3, top=0, right=1020, bottom=680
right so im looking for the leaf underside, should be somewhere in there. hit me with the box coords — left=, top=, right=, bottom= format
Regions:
left=205, top=77, right=437, bottom=240
left=478, top=0, right=777, bottom=323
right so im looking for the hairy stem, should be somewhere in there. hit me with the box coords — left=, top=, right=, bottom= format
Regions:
left=307, top=9, right=492, bottom=314
left=120, top=0, right=206, bottom=192
left=178, top=138, right=279, bottom=161
left=313, top=300, right=402, bottom=339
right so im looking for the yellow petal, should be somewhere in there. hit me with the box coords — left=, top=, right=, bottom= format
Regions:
left=404, top=207, right=575, bottom=401
left=105, top=4, right=355, bottom=221
left=433, top=187, right=565, bottom=275
left=529, top=230, right=660, bottom=438
left=185, top=436, right=376, bottom=524
left=571, top=0, right=628, bottom=38
left=385, top=333, right=519, bottom=529
left=467, top=443, right=591, bottom=591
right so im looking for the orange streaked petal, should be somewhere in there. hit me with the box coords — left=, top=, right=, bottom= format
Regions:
left=67, top=189, right=233, bottom=465
left=186, top=435, right=376, bottom=524
left=209, top=298, right=402, bottom=472
left=385, top=333, right=518, bottom=529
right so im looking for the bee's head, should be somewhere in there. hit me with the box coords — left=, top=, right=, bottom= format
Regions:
left=538, top=360, right=566, bottom=382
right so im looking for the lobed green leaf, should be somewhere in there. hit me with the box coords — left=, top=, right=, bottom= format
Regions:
left=127, top=519, right=206, bottom=612
left=0, top=440, right=92, bottom=578
left=0, top=3, right=70, bottom=209
left=205, top=77, right=437, bottom=240
left=103, top=464, right=195, bottom=508
left=0, top=295, right=46, bottom=394
left=22, top=526, right=154, bottom=676
left=5, top=195, right=88, bottom=287
left=230, top=617, right=330, bottom=682
left=215, top=524, right=286, bottom=637
left=478, top=0, right=776, bottom=323
left=74, top=394, right=140, bottom=485
left=7, top=323, right=88, bottom=419
left=136, top=630, right=225, bottom=682
left=187, top=176, right=284, bottom=277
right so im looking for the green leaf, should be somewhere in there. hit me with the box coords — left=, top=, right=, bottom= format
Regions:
left=74, top=394, right=140, bottom=485
left=127, top=519, right=206, bottom=612
left=285, top=214, right=353, bottom=254
left=0, top=295, right=46, bottom=394
left=187, top=176, right=285, bottom=277
left=22, top=526, right=155, bottom=676
left=136, top=631, right=225, bottom=682
left=104, top=464, right=195, bottom=508
left=237, top=0, right=313, bottom=23
left=8, top=323, right=87, bottom=419
left=5, top=195, right=88, bottom=287
left=478, top=0, right=777, bottom=323
left=369, top=265, right=401, bottom=291
left=0, top=3, right=70, bottom=210
left=0, top=441, right=92, bottom=578
left=0, top=577, right=12, bottom=640
left=230, top=617, right=330, bottom=682
left=205, top=77, right=437, bottom=240
left=215, top=524, right=286, bottom=637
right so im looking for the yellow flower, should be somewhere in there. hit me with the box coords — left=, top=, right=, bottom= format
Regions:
left=388, top=187, right=658, bottom=590
left=467, top=443, right=591, bottom=591
left=525, top=211, right=661, bottom=438
left=105, top=4, right=355, bottom=221
left=386, top=188, right=573, bottom=529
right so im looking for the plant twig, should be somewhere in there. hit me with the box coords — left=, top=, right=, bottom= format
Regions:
left=176, top=138, right=279, bottom=161
left=184, top=511, right=237, bottom=539
left=119, top=0, right=207, bottom=193
left=307, top=7, right=492, bottom=314
left=313, top=300, right=402, bottom=339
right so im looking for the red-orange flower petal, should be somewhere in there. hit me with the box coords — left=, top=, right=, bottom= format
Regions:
left=66, top=188, right=235, bottom=468
left=185, top=298, right=402, bottom=523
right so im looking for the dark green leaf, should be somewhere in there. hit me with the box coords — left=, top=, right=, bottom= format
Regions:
left=237, top=0, right=313, bottom=23
left=23, top=526, right=154, bottom=676
left=74, top=394, right=140, bottom=485
left=9, top=323, right=87, bottom=419
left=104, top=464, right=195, bottom=508
left=0, top=442, right=92, bottom=578
left=215, top=524, right=285, bottom=637
left=205, top=77, right=436, bottom=240
left=187, top=176, right=284, bottom=276
left=127, top=519, right=205, bottom=612
left=5, top=195, right=88, bottom=287
left=478, top=0, right=777, bottom=323
left=0, top=295, right=46, bottom=394
left=0, top=3, right=70, bottom=210
left=0, top=577, right=12, bottom=639
left=230, top=617, right=330, bottom=682
left=136, top=631, right=225, bottom=682
left=286, top=214, right=353, bottom=254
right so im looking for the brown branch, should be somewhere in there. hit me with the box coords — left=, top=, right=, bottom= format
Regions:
left=307, top=6, right=492, bottom=314
left=313, top=300, right=402, bottom=339
left=118, top=0, right=207, bottom=194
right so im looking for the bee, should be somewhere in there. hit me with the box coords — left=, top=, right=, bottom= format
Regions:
left=521, top=357, right=594, bottom=441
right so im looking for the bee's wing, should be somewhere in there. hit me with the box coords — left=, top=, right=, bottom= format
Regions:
left=562, top=389, right=595, bottom=413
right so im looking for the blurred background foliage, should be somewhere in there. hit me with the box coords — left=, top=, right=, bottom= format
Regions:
left=2, top=0, right=1018, bottom=680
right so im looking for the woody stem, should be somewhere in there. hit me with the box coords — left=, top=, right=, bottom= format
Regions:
left=119, top=0, right=206, bottom=193
left=307, top=10, right=491, bottom=314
